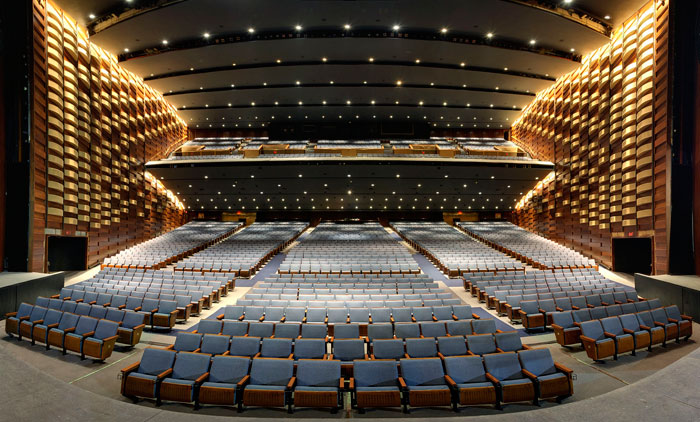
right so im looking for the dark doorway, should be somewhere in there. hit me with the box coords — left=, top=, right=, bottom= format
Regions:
left=612, top=237, right=653, bottom=275
left=46, top=236, right=87, bottom=272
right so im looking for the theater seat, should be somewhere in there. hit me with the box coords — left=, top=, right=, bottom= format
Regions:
left=443, top=355, right=497, bottom=409
left=551, top=311, right=581, bottom=347
left=82, top=319, right=120, bottom=361
left=518, top=349, right=573, bottom=403
left=121, top=348, right=177, bottom=402
left=292, top=360, right=343, bottom=413
left=351, top=360, right=402, bottom=412
left=240, top=358, right=295, bottom=412
left=483, top=353, right=536, bottom=408
left=664, top=305, right=693, bottom=341
left=399, top=358, right=452, bottom=412
left=198, top=356, right=250, bottom=410
left=159, top=352, right=211, bottom=406
left=579, top=320, right=616, bottom=362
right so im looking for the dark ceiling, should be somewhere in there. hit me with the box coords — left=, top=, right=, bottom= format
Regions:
left=146, top=157, right=553, bottom=211
left=54, top=0, right=649, bottom=129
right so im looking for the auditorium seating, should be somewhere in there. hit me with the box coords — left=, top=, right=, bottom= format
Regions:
left=279, top=223, right=420, bottom=275
left=458, top=221, right=597, bottom=270
left=102, top=221, right=241, bottom=270
left=391, top=221, right=523, bottom=276
left=174, top=222, right=307, bottom=276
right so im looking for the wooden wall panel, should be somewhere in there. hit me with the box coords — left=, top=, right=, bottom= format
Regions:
left=510, top=0, right=670, bottom=273
left=29, top=0, right=188, bottom=271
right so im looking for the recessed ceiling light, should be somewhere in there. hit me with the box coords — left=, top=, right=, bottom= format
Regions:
left=330, top=80, right=334, bottom=84
left=604, top=15, right=611, bottom=20
left=276, top=59, right=281, bottom=63
left=203, top=32, right=210, bottom=38
left=248, top=27, right=255, bottom=33
left=162, top=39, right=168, bottom=45
left=295, top=80, right=301, bottom=85
left=440, top=27, right=448, bottom=33
left=415, top=59, right=421, bottom=63
left=396, top=80, right=402, bottom=85
left=392, top=25, right=400, bottom=30
left=344, top=24, right=351, bottom=30
left=570, top=48, right=575, bottom=52
left=322, top=100, right=327, bottom=105
left=295, top=25, right=302, bottom=31
left=346, top=100, right=351, bottom=105
left=529, top=39, right=536, bottom=45
left=418, top=101, right=424, bottom=105
left=89, top=13, right=95, bottom=19
left=369, top=57, right=374, bottom=62
left=124, top=48, right=129, bottom=52
left=322, top=57, right=327, bottom=62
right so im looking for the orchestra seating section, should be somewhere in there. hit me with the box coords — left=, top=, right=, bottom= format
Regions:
left=174, top=222, right=308, bottom=276
left=161, top=138, right=537, bottom=162
left=279, top=222, right=420, bottom=275
left=392, top=221, right=524, bottom=276
left=457, top=221, right=597, bottom=270
left=102, top=221, right=242, bottom=270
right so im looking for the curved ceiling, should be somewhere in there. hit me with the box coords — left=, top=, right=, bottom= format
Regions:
left=55, top=0, right=649, bottom=130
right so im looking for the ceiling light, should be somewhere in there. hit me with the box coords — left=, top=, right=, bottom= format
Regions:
left=440, top=27, right=448, bottom=33
left=529, top=39, right=536, bottom=45
left=322, top=57, right=327, bottom=62
left=248, top=27, right=255, bottom=33
left=162, top=40, right=168, bottom=45
left=486, top=32, right=494, bottom=38
left=368, top=57, right=374, bottom=62
left=124, top=48, right=129, bottom=52
left=295, top=80, right=301, bottom=85
left=415, top=59, right=421, bottom=63
left=276, top=59, right=281, bottom=63
left=396, top=80, right=402, bottom=85
left=203, top=32, right=210, bottom=38
left=346, top=100, right=351, bottom=105
left=392, top=24, right=400, bottom=30
left=460, top=62, right=465, bottom=67
left=604, top=15, right=611, bottom=20
left=418, top=101, right=423, bottom=106
left=570, top=48, right=575, bottom=52
left=295, top=25, right=302, bottom=31
left=251, top=102, right=255, bottom=106
left=89, top=13, right=96, bottom=19
left=322, top=100, right=327, bottom=105
left=330, top=80, right=334, bottom=84
left=371, top=100, right=375, bottom=104
left=344, top=24, right=351, bottom=30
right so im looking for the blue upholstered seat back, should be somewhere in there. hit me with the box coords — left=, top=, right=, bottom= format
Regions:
left=296, top=360, right=341, bottom=387
left=200, top=334, right=230, bottom=354
left=28, top=306, right=48, bottom=321
left=572, top=309, right=591, bottom=323
left=301, top=323, right=327, bottom=338
left=197, top=319, right=222, bottom=334
left=483, top=353, right=522, bottom=381
left=437, top=336, right=467, bottom=356
left=223, top=305, right=244, bottom=319
left=354, top=360, right=398, bottom=387
left=105, top=308, right=125, bottom=323
left=122, top=311, right=144, bottom=328
left=518, top=348, right=557, bottom=377
left=600, top=317, right=624, bottom=336
left=406, top=338, right=437, bottom=358
left=466, top=334, right=497, bottom=355
left=471, top=319, right=496, bottom=334
left=400, top=358, right=445, bottom=386
left=579, top=320, right=605, bottom=340
left=138, top=348, right=176, bottom=375
left=94, top=319, right=119, bottom=339
left=420, top=322, right=446, bottom=338
left=333, top=324, right=359, bottom=339
left=665, top=305, right=682, bottom=321
left=249, top=358, right=294, bottom=385
left=229, top=336, right=261, bottom=357
left=43, top=309, right=63, bottom=326
left=446, top=320, right=472, bottom=336
left=172, top=352, right=211, bottom=380
left=260, top=338, right=292, bottom=357
left=494, top=332, right=523, bottom=352
left=367, top=323, right=393, bottom=340
left=174, top=333, right=203, bottom=352
left=373, top=339, right=405, bottom=359
left=443, top=356, right=487, bottom=383
left=57, top=312, right=79, bottom=330
left=294, top=339, right=326, bottom=359
left=74, top=316, right=98, bottom=335
left=209, top=356, right=250, bottom=384
left=157, top=300, right=177, bottom=313
left=333, top=339, right=365, bottom=361
left=221, top=321, right=248, bottom=337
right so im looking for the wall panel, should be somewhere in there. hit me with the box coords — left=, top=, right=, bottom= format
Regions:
left=30, top=0, right=188, bottom=271
left=510, top=0, right=670, bottom=273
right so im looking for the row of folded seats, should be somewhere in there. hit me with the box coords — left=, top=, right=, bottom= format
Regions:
left=5, top=302, right=145, bottom=360
left=121, top=346, right=572, bottom=412
left=265, top=274, right=433, bottom=280
left=71, top=278, right=227, bottom=304
left=193, top=318, right=499, bottom=340
left=478, top=285, right=630, bottom=308
left=551, top=304, right=693, bottom=361
left=55, top=287, right=211, bottom=319
left=496, top=291, right=641, bottom=323
left=237, top=298, right=462, bottom=308
left=49, top=292, right=192, bottom=329
left=469, top=278, right=622, bottom=298
left=169, top=328, right=524, bottom=359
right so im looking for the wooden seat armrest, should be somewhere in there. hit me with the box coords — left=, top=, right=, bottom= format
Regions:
left=495, top=348, right=505, bottom=353
left=46, top=323, right=60, bottom=329
left=5, top=311, right=18, bottom=318
left=252, top=352, right=261, bottom=358
left=237, top=375, right=250, bottom=387
left=121, top=361, right=140, bottom=375
left=101, top=335, right=119, bottom=343
left=411, top=317, right=417, bottom=323
left=156, top=368, right=173, bottom=380
left=118, top=305, right=126, bottom=310
left=615, top=300, right=623, bottom=304
left=169, top=310, right=179, bottom=317
left=467, top=351, right=476, bottom=356
left=681, top=315, right=693, bottom=321
left=286, top=354, right=294, bottom=359
left=238, top=316, right=245, bottom=321
left=587, top=304, right=595, bottom=308
left=32, top=319, right=45, bottom=325
left=495, top=329, right=504, bottom=334
left=604, top=332, right=616, bottom=339
left=286, top=376, right=297, bottom=390
left=521, top=369, right=537, bottom=380
left=538, top=308, right=546, bottom=314
left=667, top=317, right=679, bottom=323
left=194, top=372, right=209, bottom=384
left=50, top=294, right=59, bottom=299
left=573, top=322, right=581, bottom=328
left=572, top=306, right=580, bottom=310
left=164, top=345, right=175, bottom=350
left=550, top=323, right=562, bottom=330
left=452, top=315, right=458, bottom=321
left=390, top=317, right=395, bottom=323
left=63, top=327, right=76, bottom=334
left=485, top=373, right=500, bottom=385
left=19, top=316, right=30, bottom=321
left=133, top=306, right=142, bottom=312
left=348, top=378, right=355, bottom=390
left=104, top=302, right=111, bottom=307
left=555, top=307, right=564, bottom=312
left=327, top=354, right=334, bottom=360
left=472, top=313, right=481, bottom=320
left=216, top=314, right=224, bottom=320
left=149, top=308, right=158, bottom=313
left=404, top=353, right=411, bottom=359
left=639, top=324, right=652, bottom=330
left=579, top=335, right=595, bottom=344
left=521, top=344, right=532, bottom=350
left=654, top=321, right=666, bottom=327
left=444, top=375, right=457, bottom=387
left=622, top=328, right=635, bottom=334
left=258, top=317, right=265, bottom=322
left=437, top=352, right=446, bottom=359
left=601, top=302, right=611, bottom=306
left=324, top=317, right=328, bottom=324
left=82, top=331, right=96, bottom=338
left=220, top=351, right=230, bottom=356
left=554, top=362, right=573, bottom=374
left=364, top=354, right=369, bottom=360
left=397, top=377, right=407, bottom=389
left=88, top=301, right=97, bottom=305
left=339, top=377, right=346, bottom=390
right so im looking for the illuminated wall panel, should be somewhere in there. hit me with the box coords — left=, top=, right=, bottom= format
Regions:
left=30, top=0, right=188, bottom=271
left=510, top=1, right=670, bottom=273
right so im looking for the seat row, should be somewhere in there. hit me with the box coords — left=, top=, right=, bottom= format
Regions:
left=194, top=318, right=500, bottom=341
left=217, top=304, right=479, bottom=325
left=53, top=289, right=198, bottom=320
left=481, top=285, right=629, bottom=308
left=4, top=303, right=142, bottom=360
left=62, top=285, right=216, bottom=313
left=498, top=291, right=641, bottom=322
left=551, top=305, right=693, bottom=361
left=121, top=347, right=571, bottom=413
left=237, top=298, right=462, bottom=308
left=265, top=274, right=433, bottom=280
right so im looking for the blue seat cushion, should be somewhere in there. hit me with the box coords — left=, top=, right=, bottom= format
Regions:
left=456, top=382, right=494, bottom=389
left=595, top=338, right=613, bottom=345
left=407, top=385, right=450, bottom=391
left=563, top=328, right=579, bottom=333
left=356, top=386, right=399, bottom=392
left=500, top=379, right=531, bottom=387
left=537, top=373, right=567, bottom=383
left=201, top=382, right=237, bottom=390
left=295, top=386, right=339, bottom=392
left=127, top=372, right=157, bottom=396
left=245, top=384, right=287, bottom=391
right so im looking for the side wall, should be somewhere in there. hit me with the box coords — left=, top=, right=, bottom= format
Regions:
left=510, top=1, right=671, bottom=273
left=29, top=0, right=188, bottom=271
